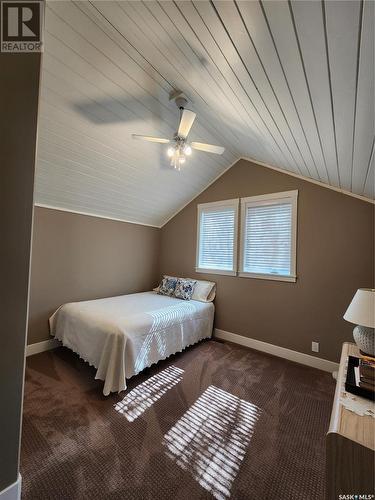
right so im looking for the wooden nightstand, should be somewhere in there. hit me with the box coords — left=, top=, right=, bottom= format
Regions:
left=326, top=342, right=375, bottom=499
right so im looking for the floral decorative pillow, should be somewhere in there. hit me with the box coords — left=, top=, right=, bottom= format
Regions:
left=174, top=278, right=197, bottom=301
left=158, top=276, right=178, bottom=297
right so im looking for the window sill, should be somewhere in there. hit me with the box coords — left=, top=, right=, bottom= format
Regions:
left=238, top=272, right=297, bottom=282
left=195, top=268, right=236, bottom=277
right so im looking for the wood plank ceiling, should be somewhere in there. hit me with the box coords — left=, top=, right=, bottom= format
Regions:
left=35, top=0, right=374, bottom=227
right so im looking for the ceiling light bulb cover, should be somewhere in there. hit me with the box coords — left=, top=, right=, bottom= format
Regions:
left=184, top=145, right=192, bottom=156
left=167, top=147, right=174, bottom=157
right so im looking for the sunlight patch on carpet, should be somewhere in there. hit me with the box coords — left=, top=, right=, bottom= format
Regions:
left=114, top=365, right=184, bottom=422
left=163, top=385, right=261, bottom=500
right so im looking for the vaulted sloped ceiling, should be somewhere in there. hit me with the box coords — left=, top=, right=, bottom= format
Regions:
left=35, top=0, right=374, bottom=227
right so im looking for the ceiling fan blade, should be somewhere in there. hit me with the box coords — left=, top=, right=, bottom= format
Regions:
left=178, top=109, right=196, bottom=138
left=191, top=142, right=225, bottom=155
left=132, top=135, right=170, bottom=144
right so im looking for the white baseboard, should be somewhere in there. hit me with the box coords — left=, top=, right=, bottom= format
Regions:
left=0, top=475, right=21, bottom=500
left=26, top=331, right=339, bottom=371
left=214, top=328, right=339, bottom=373
left=26, top=338, right=60, bottom=357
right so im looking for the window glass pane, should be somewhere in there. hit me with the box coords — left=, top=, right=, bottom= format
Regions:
left=244, top=202, right=292, bottom=276
left=198, top=207, right=235, bottom=271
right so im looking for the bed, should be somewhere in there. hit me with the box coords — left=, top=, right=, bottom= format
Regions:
left=49, top=291, right=214, bottom=395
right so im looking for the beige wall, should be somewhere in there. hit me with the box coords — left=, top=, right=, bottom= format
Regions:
left=160, top=159, right=374, bottom=363
left=28, top=159, right=374, bottom=363
left=28, top=207, right=160, bottom=345
left=0, top=53, right=41, bottom=492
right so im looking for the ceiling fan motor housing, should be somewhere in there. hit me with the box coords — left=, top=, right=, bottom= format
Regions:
left=169, top=89, right=189, bottom=110
left=175, top=96, right=188, bottom=109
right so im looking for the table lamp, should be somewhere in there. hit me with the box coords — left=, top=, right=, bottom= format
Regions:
left=343, top=288, right=375, bottom=357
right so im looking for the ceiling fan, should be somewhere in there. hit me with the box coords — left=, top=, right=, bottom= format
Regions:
left=132, top=92, right=225, bottom=170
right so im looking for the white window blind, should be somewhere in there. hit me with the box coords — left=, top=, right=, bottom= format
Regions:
left=240, top=191, right=298, bottom=281
left=196, top=200, right=238, bottom=275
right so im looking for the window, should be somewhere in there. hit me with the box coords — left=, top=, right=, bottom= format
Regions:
left=196, top=199, right=239, bottom=276
left=195, top=192, right=298, bottom=282
left=239, top=191, right=298, bottom=282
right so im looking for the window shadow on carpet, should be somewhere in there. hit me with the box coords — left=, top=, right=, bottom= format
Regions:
left=163, top=385, right=261, bottom=500
left=114, top=365, right=184, bottom=422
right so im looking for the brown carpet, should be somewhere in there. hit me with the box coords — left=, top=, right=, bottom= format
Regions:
left=21, top=340, right=334, bottom=500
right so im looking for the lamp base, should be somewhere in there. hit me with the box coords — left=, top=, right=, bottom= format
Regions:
left=353, top=325, right=375, bottom=357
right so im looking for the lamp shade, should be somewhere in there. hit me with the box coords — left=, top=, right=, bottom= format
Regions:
left=343, top=288, right=375, bottom=328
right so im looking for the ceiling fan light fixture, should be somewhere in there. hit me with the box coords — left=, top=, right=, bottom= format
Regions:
left=168, top=144, right=186, bottom=170
left=132, top=93, right=224, bottom=171
left=171, top=155, right=185, bottom=171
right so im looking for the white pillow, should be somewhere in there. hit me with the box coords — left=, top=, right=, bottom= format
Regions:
left=190, top=279, right=216, bottom=302
left=154, top=277, right=216, bottom=302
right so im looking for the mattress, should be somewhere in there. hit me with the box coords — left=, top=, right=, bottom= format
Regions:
left=49, top=291, right=214, bottom=395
